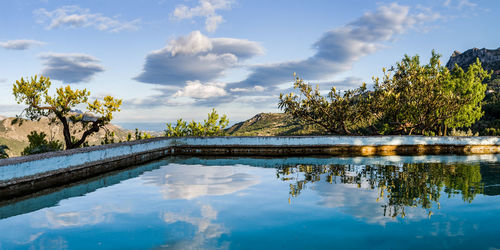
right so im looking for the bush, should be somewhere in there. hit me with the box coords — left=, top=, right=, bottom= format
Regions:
left=0, top=145, right=9, bottom=159
left=22, top=131, right=63, bottom=156
left=165, top=109, right=229, bottom=137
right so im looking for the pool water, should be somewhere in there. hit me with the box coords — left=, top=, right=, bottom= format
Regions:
left=0, top=156, right=499, bottom=249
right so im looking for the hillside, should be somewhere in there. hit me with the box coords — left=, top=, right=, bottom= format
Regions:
left=0, top=117, right=130, bottom=157
left=226, top=113, right=326, bottom=136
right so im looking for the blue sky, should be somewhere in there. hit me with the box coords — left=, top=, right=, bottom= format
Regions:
left=0, top=0, right=499, bottom=127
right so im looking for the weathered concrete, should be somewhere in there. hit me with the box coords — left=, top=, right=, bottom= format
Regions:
left=0, top=136, right=499, bottom=200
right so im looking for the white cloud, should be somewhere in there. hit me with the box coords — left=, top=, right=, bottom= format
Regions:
left=230, top=85, right=265, bottom=92
left=172, top=0, right=233, bottom=32
left=0, top=39, right=45, bottom=50
left=174, top=80, right=227, bottom=99
left=39, top=52, right=105, bottom=83
left=167, top=30, right=213, bottom=56
left=34, top=5, right=140, bottom=32
left=134, top=30, right=263, bottom=86
left=40, top=205, right=130, bottom=229
left=205, top=15, right=224, bottom=32
left=162, top=204, right=226, bottom=249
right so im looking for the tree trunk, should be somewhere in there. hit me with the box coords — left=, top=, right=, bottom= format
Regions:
left=55, top=112, right=102, bottom=150
left=55, top=112, right=73, bottom=150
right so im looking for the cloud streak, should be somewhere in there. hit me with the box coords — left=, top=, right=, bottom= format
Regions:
left=0, top=40, right=44, bottom=50
left=39, top=53, right=105, bottom=83
left=172, top=0, right=233, bottom=32
left=34, top=5, right=140, bottom=32
left=230, top=3, right=431, bottom=90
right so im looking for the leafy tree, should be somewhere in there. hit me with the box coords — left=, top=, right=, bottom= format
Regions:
left=0, top=145, right=9, bottom=159
left=279, top=51, right=490, bottom=135
left=277, top=162, right=483, bottom=218
left=165, top=109, right=229, bottom=137
left=22, top=131, right=63, bottom=156
left=12, top=75, right=122, bottom=149
left=278, top=74, right=375, bottom=135
left=373, top=51, right=490, bottom=135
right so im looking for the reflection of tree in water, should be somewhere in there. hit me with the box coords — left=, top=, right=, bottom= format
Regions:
left=277, top=163, right=483, bottom=218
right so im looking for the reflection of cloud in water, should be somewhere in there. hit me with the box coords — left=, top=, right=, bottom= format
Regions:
left=162, top=204, right=228, bottom=249
left=314, top=178, right=427, bottom=225
left=39, top=205, right=130, bottom=229
left=142, top=164, right=260, bottom=200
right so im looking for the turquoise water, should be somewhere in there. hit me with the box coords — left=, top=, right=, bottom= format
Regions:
left=0, top=156, right=499, bottom=249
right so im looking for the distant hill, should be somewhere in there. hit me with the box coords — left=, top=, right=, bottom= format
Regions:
left=0, top=117, right=130, bottom=157
left=446, top=47, right=500, bottom=78
left=226, top=113, right=325, bottom=136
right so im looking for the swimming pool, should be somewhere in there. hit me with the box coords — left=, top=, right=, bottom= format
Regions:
left=0, top=156, right=499, bottom=249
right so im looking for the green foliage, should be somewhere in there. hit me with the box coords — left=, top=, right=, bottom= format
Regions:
left=134, top=128, right=152, bottom=140
left=279, top=73, right=375, bottom=135
left=101, top=131, right=116, bottom=145
left=279, top=51, right=491, bottom=135
left=0, top=145, right=9, bottom=159
left=165, top=109, right=229, bottom=137
left=226, top=113, right=326, bottom=136
left=484, top=127, right=500, bottom=136
left=277, top=162, right=483, bottom=217
left=21, top=131, right=63, bottom=156
left=12, top=75, right=122, bottom=149
left=373, top=51, right=489, bottom=135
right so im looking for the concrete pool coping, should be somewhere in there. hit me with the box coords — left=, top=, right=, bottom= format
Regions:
left=0, top=135, right=499, bottom=199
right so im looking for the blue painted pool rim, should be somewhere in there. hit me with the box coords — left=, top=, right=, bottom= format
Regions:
left=0, top=135, right=499, bottom=200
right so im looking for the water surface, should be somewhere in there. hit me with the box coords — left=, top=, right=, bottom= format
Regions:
left=0, top=156, right=499, bottom=249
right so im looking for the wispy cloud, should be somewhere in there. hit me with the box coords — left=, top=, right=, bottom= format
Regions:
left=0, top=39, right=45, bottom=50
left=34, top=5, right=140, bottom=32
left=172, top=0, right=233, bottom=32
left=39, top=53, right=105, bottom=83
left=230, top=3, right=437, bottom=91
left=444, top=0, right=477, bottom=9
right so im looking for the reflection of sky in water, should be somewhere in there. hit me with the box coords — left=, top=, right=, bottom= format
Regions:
left=141, top=164, right=260, bottom=200
left=0, top=159, right=498, bottom=249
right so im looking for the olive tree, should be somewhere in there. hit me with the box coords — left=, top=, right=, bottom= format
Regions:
left=13, top=75, right=122, bottom=149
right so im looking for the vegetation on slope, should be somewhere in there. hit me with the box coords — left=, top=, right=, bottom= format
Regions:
left=226, top=113, right=325, bottom=136
left=0, top=117, right=129, bottom=157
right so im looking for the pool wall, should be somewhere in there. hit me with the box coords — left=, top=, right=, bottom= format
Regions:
left=1, top=136, right=499, bottom=199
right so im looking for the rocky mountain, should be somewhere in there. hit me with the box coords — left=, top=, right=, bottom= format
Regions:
left=226, top=113, right=325, bottom=136
left=446, top=47, right=500, bottom=76
left=0, top=117, right=130, bottom=157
